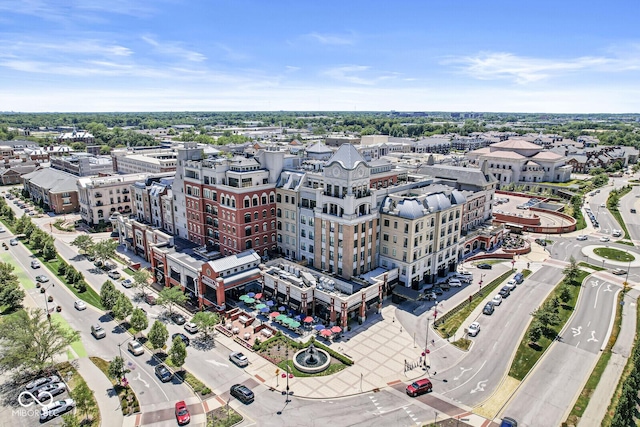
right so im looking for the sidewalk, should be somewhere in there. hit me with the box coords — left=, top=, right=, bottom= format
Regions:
left=578, top=289, right=639, bottom=426
left=75, top=358, right=124, bottom=427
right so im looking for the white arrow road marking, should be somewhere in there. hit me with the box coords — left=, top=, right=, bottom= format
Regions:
left=571, top=326, right=582, bottom=337
left=590, top=280, right=599, bottom=288
left=588, top=331, right=598, bottom=343
left=604, top=285, right=613, bottom=292
left=454, top=367, right=472, bottom=381
left=470, top=380, right=488, bottom=394
left=134, top=372, right=149, bottom=388
left=207, top=360, right=229, bottom=368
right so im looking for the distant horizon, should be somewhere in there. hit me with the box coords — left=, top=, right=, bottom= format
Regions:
left=2, top=1, right=640, bottom=113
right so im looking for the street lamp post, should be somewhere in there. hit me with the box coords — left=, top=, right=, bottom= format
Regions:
left=625, top=251, right=631, bottom=285
left=117, top=338, right=130, bottom=384
left=41, top=283, right=55, bottom=325
left=479, top=274, right=486, bottom=294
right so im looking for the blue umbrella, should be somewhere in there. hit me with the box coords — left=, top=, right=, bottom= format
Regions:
left=260, top=306, right=270, bottom=313
left=266, top=300, right=274, bottom=307
left=278, top=306, right=286, bottom=312
left=247, top=292, right=256, bottom=298
left=314, top=324, right=325, bottom=331
left=294, top=315, right=302, bottom=321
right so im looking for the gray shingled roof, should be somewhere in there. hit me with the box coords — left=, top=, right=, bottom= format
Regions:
left=208, top=250, right=261, bottom=273
left=325, top=144, right=366, bottom=170
left=22, top=168, right=78, bottom=194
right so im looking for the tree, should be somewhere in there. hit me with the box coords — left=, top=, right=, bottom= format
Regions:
left=23, top=220, right=36, bottom=240
left=559, top=285, right=572, bottom=303
left=70, top=381, right=95, bottom=421
left=132, top=269, right=151, bottom=296
left=13, top=214, right=30, bottom=234
left=0, top=281, right=25, bottom=312
left=169, top=336, right=187, bottom=371
left=148, top=320, right=168, bottom=352
left=100, top=280, right=118, bottom=311
left=562, top=256, right=580, bottom=284
left=42, top=242, right=56, bottom=261
left=112, top=292, right=133, bottom=321
left=158, top=286, right=187, bottom=315
left=107, top=356, right=129, bottom=383
left=70, top=235, right=94, bottom=254
left=60, top=414, right=80, bottom=427
left=93, top=239, right=118, bottom=265
left=528, top=321, right=544, bottom=344
left=0, top=308, right=79, bottom=372
left=532, top=306, right=560, bottom=328
left=130, top=308, right=148, bottom=337
left=192, top=311, right=220, bottom=340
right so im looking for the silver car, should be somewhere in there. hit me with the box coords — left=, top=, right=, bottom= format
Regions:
left=26, top=375, right=61, bottom=391
left=35, top=382, right=67, bottom=401
left=40, top=399, right=75, bottom=421
left=229, top=352, right=249, bottom=367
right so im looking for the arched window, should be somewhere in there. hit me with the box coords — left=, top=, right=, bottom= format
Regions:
left=261, top=194, right=267, bottom=205
left=97, top=209, right=104, bottom=218
left=231, top=199, right=235, bottom=208
left=269, top=192, right=275, bottom=203
left=244, top=197, right=250, bottom=208
left=253, top=196, right=258, bottom=207
left=254, top=211, right=259, bottom=220
left=262, top=209, right=267, bottom=218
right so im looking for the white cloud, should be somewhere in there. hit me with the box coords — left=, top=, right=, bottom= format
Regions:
left=307, top=32, right=355, bottom=45
left=141, top=35, right=206, bottom=62
left=323, top=65, right=399, bottom=85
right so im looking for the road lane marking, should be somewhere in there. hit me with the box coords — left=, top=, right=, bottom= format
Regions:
left=207, top=360, right=229, bottom=368
left=453, top=367, right=472, bottom=381
left=571, top=326, right=582, bottom=337
left=134, top=372, right=149, bottom=388
left=470, top=380, right=488, bottom=394
left=588, top=331, right=598, bottom=342
left=442, top=360, right=487, bottom=394
left=604, top=284, right=613, bottom=292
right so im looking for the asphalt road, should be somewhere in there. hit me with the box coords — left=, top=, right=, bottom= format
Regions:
left=502, top=277, right=620, bottom=426
left=618, top=184, right=640, bottom=242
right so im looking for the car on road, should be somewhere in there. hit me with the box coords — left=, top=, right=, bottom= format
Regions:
left=477, top=263, right=492, bottom=270
left=184, top=322, right=198, bottom=334
left=499, top=286, right=511, bottom=298
left=492, top=295, right=503, bottom=306
left=175, top=401, right=191, bottom=425
left=0, top=226, right=4, bottom=232
left=127, top=340, right=144, bottom=356
left=534, top=238, right=546, bottom=246
left=39, top=399, right=75, bottom=422
left=93, top=260, right=103, bottom=268
left=9, top=238, right=18, bottom=245
left=500, top=417, right=518, bottom=427
left=612, top=268, right=627, bottom=275
left=172, top=333, right=190, bottom=347
left=107, top=270, right=121, bottom=280
left=121, top=278, right=133, bottom=288
left=230, top=384, right=254, bottom=404
left=30, top=259, right=40, bottom=268
left=600, top=236, right=610, bottom=242
left=612, top=230, right=622, bottom=237
left=171, top=313, right=187, bottom=325
left=467, top=322, right=481, bottom=337
left=35, top=382, right=67, bottom=401
left=576, top=235, right=588, bottom=241
left=35, top=275, right=49, bottom=283
left=26, top=375, right=61, bottom=391
left=632, top=208, right=637, bottom=214
left=155, top=364, right=173, bottom=382
left=406, top=378, right=433, bottom=397
left=483, top=302, right=495, bottom=315
left=229, top=351, right=249, bottom=367
left=74, top=300, right=87, bottom=311
left=90, top=324, right=106, bottom=339
left=600, top=203, right=606, bottom=207
left=145, top=294, right=157, bottom=305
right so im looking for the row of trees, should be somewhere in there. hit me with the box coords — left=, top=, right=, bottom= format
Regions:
left=0, top=261, right=25, bottom=313
left=70, top=235, right=119, bottom=265
left=609, top=329, right=640, bottom=426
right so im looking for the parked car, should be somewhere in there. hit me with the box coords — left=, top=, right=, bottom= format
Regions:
left=128, top=340, right=144, bottom=356
left=406, top=378, right=433, bottom=397
left=576, top=235, right=588, bottom=241
left=172, top=333, right=190, bottom=347
left=35, top=275, right=49, bottom=283
left=39, top=399, right=75, bottom=422
left=514, top=272, right=524, bottom=284
left=433, top=287, right=444, bottom=295
left=74, top=300, right=87, bottom=311
left=229, top=351, right=249, bottom=367
left=492, top=295, right=503, bottom=306
left=107, top=270, right=121, bottom=280
left=175, top=401, right=191, bottom=425
left=91, top=324, right=106, bottom=339
left=121, top=279, right=133, bottom=288
left=448, top=278, right=462, bottom=287
left=26, top=375, right=61, bottom=391
left=468, top=322, right=481, bottom=337
left=612, top=268, right=627, bottom=275
left=600, top=236, right=610, bottom=242
left=145, top=294, right=157, bottom=305
left=499, top=286, right=511, bottom=298
left=505, top=280, right=517, bottom=291
left=230, top=384, right=254, bottom=404
left=93, top=260, right=103, bottom=268
left=35, top=382, right=67, bottom=401
left=483, top=302, right=495, bottom=315
left=171, top=313, right=187, bottom=325
left=632, top=208, right=637, bottom=214
left=477, top=263, right=493, bottom=270
left=30, top=259, right=40, bottom=268
left=184, top=322, right=199, bottom=334
left=155, top=364, right=173, bottom=382
left=500, top=417, right=518, bottom=427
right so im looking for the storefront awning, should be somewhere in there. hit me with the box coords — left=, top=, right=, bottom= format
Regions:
left=220, top=268, right=261, bottom=289
left=392, top=286, right=422, bottom=301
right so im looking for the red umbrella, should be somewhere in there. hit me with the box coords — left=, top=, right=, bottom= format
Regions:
left=269, top=311, right=280, bottom=318
left=320, top=329, right=333, bottom=337
left=331, top=326, right=342, bottom=334
left=303, top=316, right=314, bottom=323
left=255, top=293, right=263, bottom=300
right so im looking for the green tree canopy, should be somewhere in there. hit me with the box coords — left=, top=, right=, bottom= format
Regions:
left=130, top=308, right=148, bottom=337
left=169, top=336, right=187, bottom=370
left=132, top=269, right=151, bottom=296
left=148, top=320, right=168, bottom=352
left=158, top=286, right=187, bottom=315
left=192, top=311, right=220, bottom=340
left=112, top=292, right=133, bottom=321
left=70, top=235, right=95, bottom=254
left=100, top=280, right=118, bottom=311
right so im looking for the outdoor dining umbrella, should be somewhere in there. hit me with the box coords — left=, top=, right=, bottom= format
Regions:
left=239, top=295, right=250, bottom=301
left=282, top=317, right=294, bottom=325
left=269, top=312, right=280, bottom=318
left=303, top=316, right=314, bottom=323
left=260, top=306, right=270, bottom=313
left=278, top=306, right=286, bottom=312
left=255, top=303, right=267, bottom=310
left=247, top=292, right=256, bottom=298
left=331, top=326, right=342, bottom=334
left=320, top=329, right=333, bottom=337
left=294, top=315, right=302, bottom=321
left=266, top=300, right=275, bottom=307
left=314, top=324, right=325, bottom=331
left=255, top=293, right=263, bottom=300
left=290, top=321, right=301, bottom=328
left=245, top=297, right=255, bottom=304
left=276, top=314, right=288, bottom=322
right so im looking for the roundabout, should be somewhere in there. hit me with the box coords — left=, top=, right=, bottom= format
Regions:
left=581, top=245, right=640, bottom=267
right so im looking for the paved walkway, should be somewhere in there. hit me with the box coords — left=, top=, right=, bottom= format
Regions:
left=578, top=289, right=639, bottom=426
left=75, top=358, right=125, bottom=427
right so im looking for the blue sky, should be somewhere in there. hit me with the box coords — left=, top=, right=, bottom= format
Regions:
left=2, top=0, right=640, bottom=113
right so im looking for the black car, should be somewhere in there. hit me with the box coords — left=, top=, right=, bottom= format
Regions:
left=534, top=238, right=546, bottom=247
left=499, top=286, right=511, bottom=297
left=172, top=333, right=190, bottom=347
left=432, top=287, right=443, bottom=295
left=477, top=263, right=493, bottom=270
left=155, top=364, right=173, bottom=382
left=171, top=313, right=186, bottom=325
left=230, top=384, right=254, bottom=404
left=483, top=302, right=495, bottom=315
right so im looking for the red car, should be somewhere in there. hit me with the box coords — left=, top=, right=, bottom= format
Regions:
left=175, top=401, right=190, bottom=425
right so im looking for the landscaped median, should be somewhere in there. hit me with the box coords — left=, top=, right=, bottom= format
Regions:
left=90, top=356, right=141, bottom=415
left=434, top=269, right=514, bottom=342
left=607, top=185, right=632, bottom=240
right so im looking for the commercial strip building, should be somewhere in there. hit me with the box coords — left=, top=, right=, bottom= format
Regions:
left=22, top=168, right=79, bottom=214
left=77, top=174, right=143, bottom=224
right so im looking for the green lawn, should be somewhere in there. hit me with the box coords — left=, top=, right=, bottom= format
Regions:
left=593, top=247, right=635, bottom=262
left=41, top=255, right=104, bottom=309
left=508, top=270, right=588, bottom=380
left=0, top=252, right=36, bottom=289
left=607, top=186, right=632, bottom=239
left=578, top=262, right=606, bottom=271
left=472, top=259, right=505, bottom=266
left=51, top=313, right=87, bottom=358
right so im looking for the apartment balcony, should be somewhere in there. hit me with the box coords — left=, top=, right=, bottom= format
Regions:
left=122, top=189, right=130, bottom=194
left=95, top=193, right=102, bottom=198
left=96, top=201, right=104, bottom=207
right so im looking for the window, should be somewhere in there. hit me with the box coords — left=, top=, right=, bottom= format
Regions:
left=276, top=194, right=282, bottom=203
left=383, top=234, right=389, bottom=241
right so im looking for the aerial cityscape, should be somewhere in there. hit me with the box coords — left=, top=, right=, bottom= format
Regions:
left=1, top=2, right=640, bottom=427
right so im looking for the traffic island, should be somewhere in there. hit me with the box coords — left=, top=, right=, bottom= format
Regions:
left=89, top=357, right=140, bottom=415
left=593, top=247, right=635, bottom=262
left=207, top=406, right=243, bottom=427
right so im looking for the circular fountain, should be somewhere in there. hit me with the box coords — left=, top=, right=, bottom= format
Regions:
left=292, top=343, right=331, bottom=374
